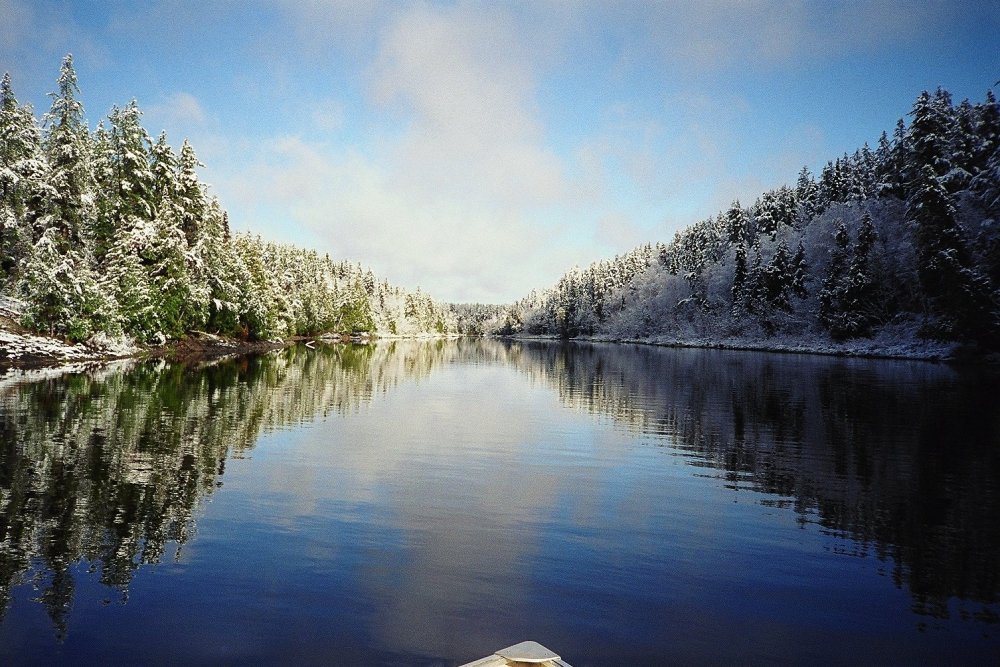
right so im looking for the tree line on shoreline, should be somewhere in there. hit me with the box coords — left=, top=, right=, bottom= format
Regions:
left=473, top=85, right=1000, bottom=352
left=2, top=56, right=999, bottom=353
left=0, top=56, right=456, bottom=344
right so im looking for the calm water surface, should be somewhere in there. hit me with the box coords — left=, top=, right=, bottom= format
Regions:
left=0, top=340, right=998, bottom=665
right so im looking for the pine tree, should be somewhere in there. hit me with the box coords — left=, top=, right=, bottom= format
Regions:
left=907, top=164, right=994, bottom=339
left=18, top=228, right=109, bottom=341
left=795, top=166, right=819, bottom=221
left=89, top=121, right=115, bottom=258
left=952, top=98, right=978, bottom=182
left=754, top=193, right=778, bottom=240
left=790, top=241, right=808, bottom=298
left=819, top=221, right=850, bottom=334
left=746, top=243, right=765, bottom=315
left=148, top=203, right=205, bottom=337
left=107, top=101, right=154, bottom=225
left=852, top=143, right=876, bottom=201
left=976, top=90, right=1000, bottom=168
left=906, top=89, right=955, bottom=190
left=874, top=129, right=903, bottom=198
left=176, top=140, right=206, bottom=247
left=972, top=90, right=1000, bottom=213
left=42, top=54, right=92, bottom=250
left=200, top=198, right=242, bottom=334
left=763, top=238, right=792, bottom=311
left=0, top=72, right=46, bottom=282
left=231, top=234, right=277, bottom=339
left=149, top=130, right=178, bottom=214
left=103, top=227, right=158, bottom=339
left=725, top=201, right=750, bottom=244
left=841, top=212, right=879, bottom=337
left=730, top=240, right=748, bottom=318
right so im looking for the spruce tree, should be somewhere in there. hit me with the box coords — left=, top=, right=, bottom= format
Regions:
left=763, top=238, right=792, bottom=311
left=841, top=212, right=878, bottom=337
left=907, top=164, right=994, bottom=339
left=0, top=72, right=46, bottom=282
left=795, top=166, right=819, bottom=221
left=791, top=241, right=808, bottom=298
left=819, top=221, right=850, bottom=335
left=149, top=130, right=178, bottom=214
left=107, top=102, right=154, bottom=225
left=42, top=54, right=92, bottom=251
left=906, top=89, right=955, bottom=190
left=747, top=243, right=765, bottom=315
left=725, top=201, right=750, bottom=244
left=18, top=228, right=109, bottom=341
left=731, top=241, right=748, bottom=317
left=176, top=140, right=206, bottom=247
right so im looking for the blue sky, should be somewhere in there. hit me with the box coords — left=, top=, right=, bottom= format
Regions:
left=2, top=1, right=998, bottom=303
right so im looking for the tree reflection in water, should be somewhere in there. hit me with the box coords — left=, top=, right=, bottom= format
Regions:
left=0, top=340, right=997, bottom=640
left=510, top=342, right=1000, bottom=627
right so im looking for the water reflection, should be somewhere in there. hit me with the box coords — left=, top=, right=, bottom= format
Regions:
left=509, top=342, right=1000, bottom=626
left=0, top=340, right=998, bottom=653
left=0, top=344, right=390, bottom=635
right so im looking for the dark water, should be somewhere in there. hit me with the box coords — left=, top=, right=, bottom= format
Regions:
left=0, top=340, right=998, bottom=665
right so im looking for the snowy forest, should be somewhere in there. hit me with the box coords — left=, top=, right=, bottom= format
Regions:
left=2, top=56, right=1000, bottom=356
left=0, top=56, right=457, bottom=345
left=481, top=86, right=1000, bottom=354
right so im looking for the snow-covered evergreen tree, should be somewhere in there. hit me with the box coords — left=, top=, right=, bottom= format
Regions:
left=18, top=228, right=109, bottom=341
left=0, top=72, right=47, bottom=283
left=818, top=222, right=849, bottom=335
left=176, top=140, right=206, bottom=247
left=840, top=212, right=879, bottom=337
left=907, top=164, right=993, bottom=339
left=763, top=238, right=792, bottom=311
left=42, top=55, right=92, bottom=251
left=790, top=240, right=808, bottom=299
left=149, top=130, right=178, bottom=215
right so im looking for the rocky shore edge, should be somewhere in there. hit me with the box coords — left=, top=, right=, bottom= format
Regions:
left=0, top=318, right=307, bottom=371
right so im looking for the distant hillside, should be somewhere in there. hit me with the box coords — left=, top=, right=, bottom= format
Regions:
left=0, top=56, right=456, bottom=345
left=488, top=86, right=1000, bottom=357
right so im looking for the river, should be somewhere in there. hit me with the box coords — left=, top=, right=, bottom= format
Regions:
left=0, top=340, right=997, bottom=665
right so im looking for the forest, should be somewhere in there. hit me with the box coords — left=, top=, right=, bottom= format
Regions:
left=481, top=85, right=1000, bottom=354
left=0, top=56, right=456, bottom=345
left=2, top=55, right=999, bottom=355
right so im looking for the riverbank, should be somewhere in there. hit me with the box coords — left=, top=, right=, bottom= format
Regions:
left=587, top=332, right=961, bottom=362
left=0, top=317, right=290, bottom=371
left=507, top=322, right=997, bottom=364
left=1, top=317, right=991, bottom=372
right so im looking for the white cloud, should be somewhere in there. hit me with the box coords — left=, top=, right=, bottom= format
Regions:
left=145, top=91, right=208, bottom=129
left=213, top=134, right=585, bottom=303
left=308, top=98, right=345, bottom=132
left=174, top=0, right=963, bottom=303
left=216, top=3, right=586, bottom=302
left=369, top=3, right=567, bottom=209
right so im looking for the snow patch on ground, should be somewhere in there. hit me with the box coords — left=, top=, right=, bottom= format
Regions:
left=586, top=325, right=959, bottom=360
left=0, top=327, right=137, bottom=367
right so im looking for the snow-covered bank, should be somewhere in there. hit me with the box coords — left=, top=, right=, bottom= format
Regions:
left=0, top=327, right=137, bottom=367
left=587, top=333, right=959, bottom=361
left=0, top=322, right=459, bottom=372
left=0, top=320, right=280, bottom=371
left=510, top=326, right=969, bottom=362
left=0, top=318, right=975, bottom=373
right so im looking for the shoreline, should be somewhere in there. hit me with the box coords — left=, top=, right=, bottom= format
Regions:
left=502, top=332, right=1000, bottom=365
left=1, top=324, right=994, bottom=373
left=0, top=327, right=292, bottom=372
left=0, top=326, right=464, bottom=373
